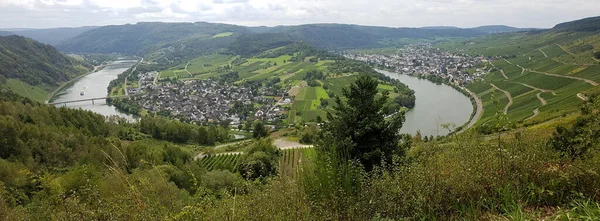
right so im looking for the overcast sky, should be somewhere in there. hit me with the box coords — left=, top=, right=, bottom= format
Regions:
left=1, top=0, right=599, bottom=29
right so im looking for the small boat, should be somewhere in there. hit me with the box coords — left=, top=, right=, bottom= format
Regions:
left=80, top=86, right=87, bottom=96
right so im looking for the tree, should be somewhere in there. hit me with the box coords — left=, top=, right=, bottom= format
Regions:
left=239, top=138, right=280, bottom=179
left=550, top=95, right=600, bottom=162
left=320, top=75, right=407, bottom=171
left=253, top=121, right=269, bottom=139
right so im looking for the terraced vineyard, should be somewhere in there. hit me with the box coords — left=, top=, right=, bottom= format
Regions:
left=279, top=148, right=317, bottom=178
left=198, top=148, right=318, bottom=177
left=439, top=30, right=600, bottom=127
left=199, top=153, right=243, bottom=172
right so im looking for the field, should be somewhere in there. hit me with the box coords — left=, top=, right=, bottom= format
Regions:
left=443, top=30, right=600, bottom=127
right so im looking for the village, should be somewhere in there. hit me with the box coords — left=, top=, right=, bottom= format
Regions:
left=345, top=44, right=489, bottom=84
left=127, top=72, right=289, bottom=125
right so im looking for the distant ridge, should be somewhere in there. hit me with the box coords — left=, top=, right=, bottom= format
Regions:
left=553, top=16, right=600, bottom=32
left=419, top=26, right=460, bottom=30
left=469, top=25, right=539, bottom=33
left=9, top=26, right=98, bottom=45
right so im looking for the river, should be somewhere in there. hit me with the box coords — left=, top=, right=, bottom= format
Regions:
left=50, top=59, right=138, bottom=120
left=377, top=69, right=473, bottom=137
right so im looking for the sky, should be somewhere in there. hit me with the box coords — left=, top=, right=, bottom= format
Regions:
left=0, top=0, right=599, bottom=29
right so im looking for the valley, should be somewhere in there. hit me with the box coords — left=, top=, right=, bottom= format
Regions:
left=2, top=11, right=600, bottom=220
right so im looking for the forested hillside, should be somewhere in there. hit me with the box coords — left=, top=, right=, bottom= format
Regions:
left=0, top=35, right=92, bottom=101
left=55, top=22, right=488, bottom=58
left=553, top=15, right=600, bottom=32
left=57, top=22, right=248, bottom=55
left=258, top=24, right=485, bottom=49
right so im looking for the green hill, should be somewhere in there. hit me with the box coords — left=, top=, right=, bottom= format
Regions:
left=57, top=22, right=248, bottom=55
left=56, top=22, right=487, bottom=58
left=0, top=35, right=91, bottom=101
left=553, top=16, right=600, bottom=32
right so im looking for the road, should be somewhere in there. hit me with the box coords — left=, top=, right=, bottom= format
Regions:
left=490, top=83, right=513, bottom=115
left=124, top=58, right=143, bottom=96
left=459, top=86, right=483, bottom=133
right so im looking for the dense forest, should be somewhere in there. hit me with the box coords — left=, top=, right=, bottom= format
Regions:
left=0, top=35, right=91, bottom=86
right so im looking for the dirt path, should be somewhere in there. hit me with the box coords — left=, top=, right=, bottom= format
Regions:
left=273, top=138, right=313, bottom=150
left=577, top=93, right=588, bottom=101
left=184, top=61, right=193, bottom=77
left=528, top=69, right=598, bottom=86
left=557, top=44, right=576, bottom=56
left=539, top=49, right=548, bottom=58
left=526, top=92, right=548, bottom=121
left=500, top=69, right=508, bottom=80
left=513, top=82, right=553, bottom=93
left=490, top=83, right=513, bottom=114
left=459, top=86, right=483, bottom=133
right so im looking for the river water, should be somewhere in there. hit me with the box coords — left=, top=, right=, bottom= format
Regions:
left=51, top=59, right=138, bottom=120
left=377, top=69, right=473, bottom=137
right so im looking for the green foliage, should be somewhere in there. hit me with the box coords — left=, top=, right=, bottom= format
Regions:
left=252, top=121, right=269, bottom=139
left=321, top=75, right=407, bottom=171
left=299, top=124, right=319, bottom=144
left=239, top=139, right=280, bottom=180
left=139, top=117, right=230, bottom=145
left=0, top=35, right=90, bottom=86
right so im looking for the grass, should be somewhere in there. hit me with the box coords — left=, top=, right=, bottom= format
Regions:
left=2, top=78, right=50, bottom=102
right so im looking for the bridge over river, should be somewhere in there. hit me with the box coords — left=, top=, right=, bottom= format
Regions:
left=48, top=95, right=131, bottom=106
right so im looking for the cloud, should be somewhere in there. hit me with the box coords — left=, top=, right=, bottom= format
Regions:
left=0, top=0, right=599, bottom=29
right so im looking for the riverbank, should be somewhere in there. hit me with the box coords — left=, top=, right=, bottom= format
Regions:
left=46, top=64, right=106, bottom=103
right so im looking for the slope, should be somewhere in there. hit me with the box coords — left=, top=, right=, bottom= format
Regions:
left=0, top=35, right=91, bottom=101
left=438, top=16, right=600, bottom=129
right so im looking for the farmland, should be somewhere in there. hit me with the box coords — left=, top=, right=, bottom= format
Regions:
left=440, top=30, right=600, bottom=128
